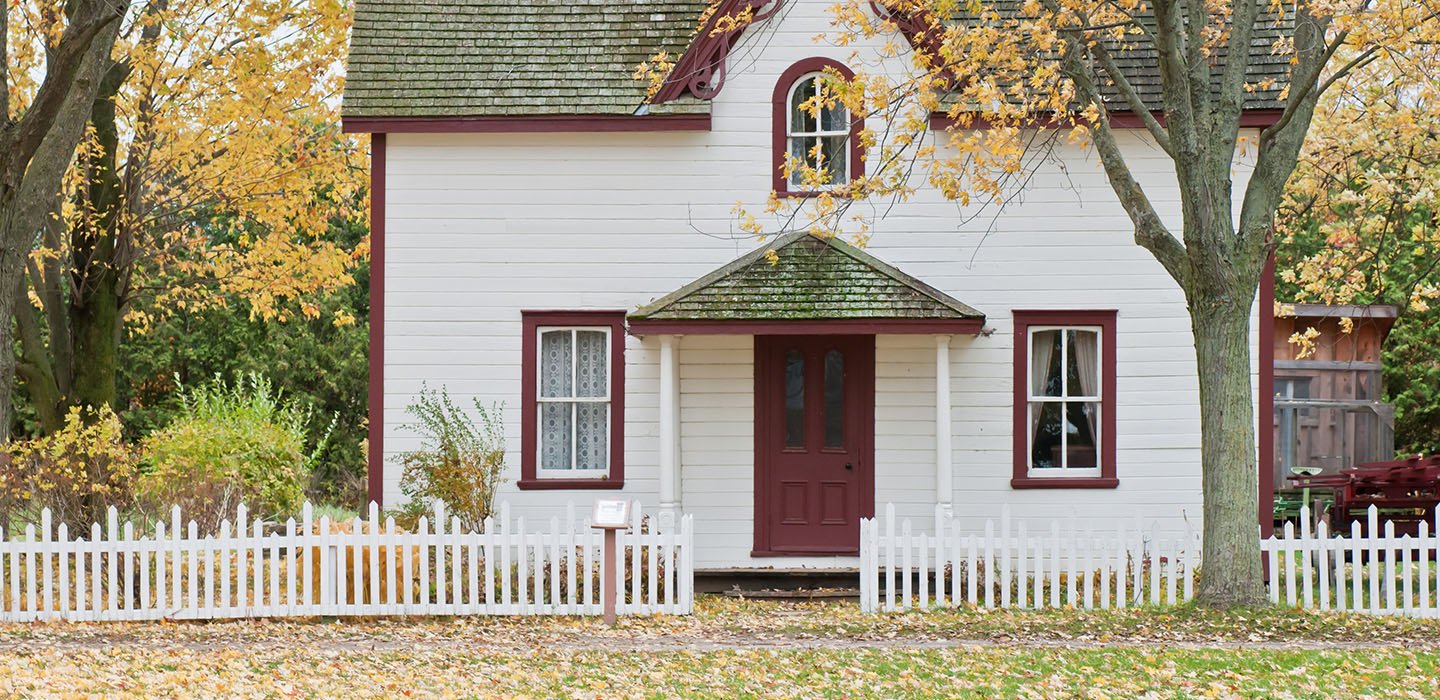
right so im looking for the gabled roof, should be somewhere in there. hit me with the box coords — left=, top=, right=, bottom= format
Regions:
left=629, top=232, right=984, bottom=328
left=344, top=1, right=1289, bottom=122
left=343, top=0, right=710, bottom=120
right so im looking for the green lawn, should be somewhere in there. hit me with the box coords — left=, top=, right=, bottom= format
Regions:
left=2, top=597, right=1439, bottom=698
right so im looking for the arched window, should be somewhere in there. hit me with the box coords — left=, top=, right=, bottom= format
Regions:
left=773, top=59, right=862, bottom=196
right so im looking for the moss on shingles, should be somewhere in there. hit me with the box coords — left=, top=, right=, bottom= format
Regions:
left=344, top=0, right=711, bottom=119
left=633, top=232, right=984, bottom=321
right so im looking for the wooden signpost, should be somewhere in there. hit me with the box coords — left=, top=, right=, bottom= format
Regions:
left=591, top=499, right=631, bottom=626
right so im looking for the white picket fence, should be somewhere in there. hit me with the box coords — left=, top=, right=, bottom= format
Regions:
left=1264, top=505, right=1440, bottom=617
left=0, top=500, right=694, bottom=622
left=861, top=504, right=1203, bottom=612
left=862, top=503, right=1440, bottom=617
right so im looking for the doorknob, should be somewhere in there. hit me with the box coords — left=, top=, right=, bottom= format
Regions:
left=844, top=462, right=854, bottom=471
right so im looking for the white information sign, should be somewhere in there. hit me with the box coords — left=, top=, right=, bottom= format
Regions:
left=591, top=499, right=631, bottom=529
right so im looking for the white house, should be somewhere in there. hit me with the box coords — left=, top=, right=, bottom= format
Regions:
left=342, top=0, right=1282, bottom=570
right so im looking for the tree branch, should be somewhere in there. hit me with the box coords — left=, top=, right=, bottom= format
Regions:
left=1088, top=41, right=1173, bottom=155
left=2, top=0, right=127, bottom=183
left=1061, top=42, right=1188, bottom=284
left=1149, top=0, right=1201, bottom=161
left=2, top=1, right=10, bottom=127
left=1213, top=0, right=1265, bottom=155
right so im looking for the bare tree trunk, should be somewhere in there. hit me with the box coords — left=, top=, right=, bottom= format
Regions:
left=1190, top=287, right=1268, bottom=606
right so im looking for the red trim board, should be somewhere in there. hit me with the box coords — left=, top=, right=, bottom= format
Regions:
left=342, top=114, right=711, bottom=135
left=628, top=318, right=984, bottom=336
left=367, top=134, right=386, bottom=508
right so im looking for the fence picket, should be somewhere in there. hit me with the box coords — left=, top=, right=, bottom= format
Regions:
left=885, top=504, right=896, bottom=612
left=982, top=519, right=993, bottom=609
left=999, top=506, right=1011, bottom=609
left=1385, top=519, right=1398, bottom=614
left=1421, top=520, right=1432, bottom=616
left=1317, top=520, right=1330, bottom=611
left=1402, top=535, right=1414, bottom=614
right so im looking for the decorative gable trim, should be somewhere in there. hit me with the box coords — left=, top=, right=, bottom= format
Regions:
left=650, top=0, right=787, bottom=104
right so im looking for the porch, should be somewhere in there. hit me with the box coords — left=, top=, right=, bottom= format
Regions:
left=626, top=232, right=986, bottom=567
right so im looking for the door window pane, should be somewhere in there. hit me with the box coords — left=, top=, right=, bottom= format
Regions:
left=824, top=349, right=845, bottom=448
left=785, top=350, right=805, bottom=448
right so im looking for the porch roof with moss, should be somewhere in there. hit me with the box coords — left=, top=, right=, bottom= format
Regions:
left=628, top=232, right=984, bottom=334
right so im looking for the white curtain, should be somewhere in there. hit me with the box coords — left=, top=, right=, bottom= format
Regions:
left=1030, top=330, right=1058, bottom=450
left=540, top=331, right=573, bottom=469
left=1072, top=330, right=1100, bottom=443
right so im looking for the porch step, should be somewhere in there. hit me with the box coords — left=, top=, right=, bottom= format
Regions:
left=721, top=587, right=860, bottom=601
left=696, top=568, right=859, bottom=595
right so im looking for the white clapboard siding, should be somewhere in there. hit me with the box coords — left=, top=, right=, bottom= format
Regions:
left=862, top=503, right=1196, bottom=613
left=863, top=503, right=1440, bottom=618
left=0, top=501, right=694, bottom=622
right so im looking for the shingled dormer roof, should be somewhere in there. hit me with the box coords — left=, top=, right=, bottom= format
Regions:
left=628, top=232, right=984, bottom=333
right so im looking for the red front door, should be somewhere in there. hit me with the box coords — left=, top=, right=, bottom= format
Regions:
left=754, top=335, right=875, bottom=555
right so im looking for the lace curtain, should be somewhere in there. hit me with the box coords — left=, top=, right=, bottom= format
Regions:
left=540, top=330, right=609, bottom=471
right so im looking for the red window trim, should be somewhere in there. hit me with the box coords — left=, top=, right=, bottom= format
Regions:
left=519, top=310, right=627, bottom=490
left=772, top=58, right=865, bottom=198
left=1011, top=310, right=1118, bottom=489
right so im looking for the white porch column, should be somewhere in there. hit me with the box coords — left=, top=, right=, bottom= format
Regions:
left=659, top=335, right=681, bottom=515
left=935, top=335, right=954, bottom=520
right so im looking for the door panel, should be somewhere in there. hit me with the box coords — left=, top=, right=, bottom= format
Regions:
left=754, top=335, right=874, bottom=555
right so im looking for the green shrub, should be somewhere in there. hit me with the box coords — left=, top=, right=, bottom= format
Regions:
left=0, top=406, right=137, bottom=533
left=138, top=374, right=324, bottom=530
left=396, top=386, right=505, bottom=532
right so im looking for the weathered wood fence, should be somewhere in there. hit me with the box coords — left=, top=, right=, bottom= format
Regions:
left=0, top=501, right=694, bottom=622
left=863, top=504, right=1440, bottom=617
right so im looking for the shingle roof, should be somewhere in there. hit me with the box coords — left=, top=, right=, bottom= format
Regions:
left=343, top=0, right=711, bottom=119
left=344, top=1, right=1289, bottom=119
left=935, top=2, right=1291, bottom=112
left=630, top=232, right=984, bottom=321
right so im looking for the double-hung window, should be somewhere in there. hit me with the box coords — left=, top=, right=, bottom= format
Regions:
left=520, top=311, right=625, bottom=489
left=1012, top=310, right=1118, bottom=488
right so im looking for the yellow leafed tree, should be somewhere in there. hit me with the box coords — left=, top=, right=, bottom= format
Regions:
left=6, top=0, right=366, bottom=433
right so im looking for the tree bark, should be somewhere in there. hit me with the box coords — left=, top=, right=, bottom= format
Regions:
left=1189, top=287, right=1268, bottom=606
left=67, top=62, right=128, bottom=414
left=0, top=4, right=126, bottom=437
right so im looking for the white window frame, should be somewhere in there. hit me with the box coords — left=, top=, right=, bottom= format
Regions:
left=785, top=72, right=850, bottom=189
left=535, top=325, right=612, bottom=479
left=1025, top=325, right=1104, bottom=477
